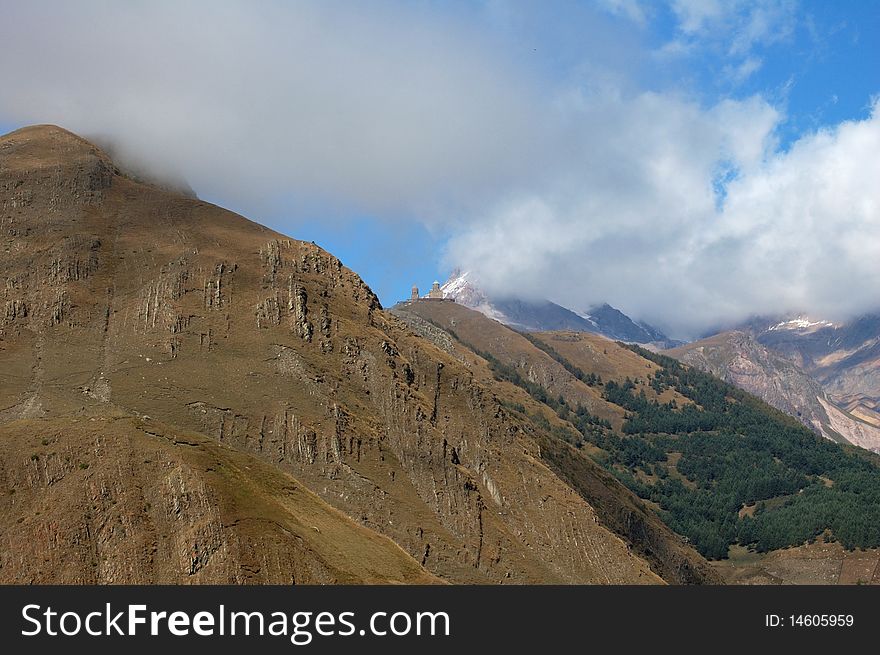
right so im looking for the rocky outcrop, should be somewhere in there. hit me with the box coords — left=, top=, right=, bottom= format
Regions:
left=747, top=315, right=880, bottom=425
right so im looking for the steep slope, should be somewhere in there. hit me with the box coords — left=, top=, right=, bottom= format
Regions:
left=580, top=303, right=680, bottom=346
left=436, top=270, right=677, bottom=347
left=0, top=416, right=438, bottom=584
left=437, top=271, right=598, bottom=331
left=0, top=125, right=704, bottom=584
left=667, top=331, right=880, bottom=452
left=391, top=300, right=719, bottom=583
left=392, top=300, right=689, bottom=432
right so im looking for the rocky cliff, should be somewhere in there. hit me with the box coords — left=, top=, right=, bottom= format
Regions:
left=0, top=125, right=717, bottom=584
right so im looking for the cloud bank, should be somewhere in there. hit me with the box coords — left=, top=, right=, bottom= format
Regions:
left=0, top=1, right=542, bottom=216
left=448, top=94, right=880, bottom=338
left=1, top=1, right=877, bottom=338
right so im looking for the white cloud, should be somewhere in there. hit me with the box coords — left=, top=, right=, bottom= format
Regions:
left=724, top=56, right=764, bottom=85
left=702, top=102, right=880, bottom=323
left=2, top=0, right=877, bottom=338
left=669, top=0, right=796, bottom=50
left=671, top=0, right=725, bottom=35
left=0, top=1, right=542, bottom=218
left=662, top=0, right=798, bottom=83
left=596, top=0, right=649, bottom=26
left=447, top=97, right=880, bottom=338
left=444, top=90, right=783, bottom=334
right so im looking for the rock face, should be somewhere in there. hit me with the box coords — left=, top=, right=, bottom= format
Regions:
left=667, top=331, right=880, bottom=453
left=0, top=125, right=718, bottom=584
left=749, top=315, right=880, bottom=427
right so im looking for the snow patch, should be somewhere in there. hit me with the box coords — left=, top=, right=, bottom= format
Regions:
left=769, top=317, right=836, bottom=332
left=574, top=310, right=599, bottom=328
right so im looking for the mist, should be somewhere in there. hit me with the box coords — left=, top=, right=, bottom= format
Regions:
left=0, top=1, right=544, bottom=217
left=1, top=0, right=878, bottom=338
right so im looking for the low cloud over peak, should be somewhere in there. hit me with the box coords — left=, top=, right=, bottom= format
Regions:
left=0, top=1, right=542, bottom=218
left=447, top=96, right=880, bottom=338
left=2, top=1, right=877, bottom=338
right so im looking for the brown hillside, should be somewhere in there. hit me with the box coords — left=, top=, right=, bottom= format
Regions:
left=392, top=300, right=720, bottom=583
left=0, top=125, right=719, bottom=583
left=534, top=331, right=690, bottom=407
left=0, top=416, right=438, bottom=584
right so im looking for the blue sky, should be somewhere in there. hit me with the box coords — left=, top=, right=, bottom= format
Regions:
left=1, top=1, right=879, bottom=334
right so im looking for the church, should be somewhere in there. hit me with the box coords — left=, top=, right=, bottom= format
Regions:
left=409, top=281, right=450, bottom=301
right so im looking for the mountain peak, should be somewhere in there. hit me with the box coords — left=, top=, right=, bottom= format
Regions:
left=2, top=124, right=199, bottom=200
left=1, top=124, right=116, bottom=171
left=5, top=123, right=92, bottom=142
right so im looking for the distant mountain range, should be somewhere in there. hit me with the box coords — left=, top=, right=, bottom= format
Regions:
left=430, top=272, right=880, bottom=455
left=748, top=314, right=880, bottom=423
left=668, top=330, right=880, bottom=452
left=667, top=314, right=880, bottom=453
left=433, top=270, right=682, bottom=348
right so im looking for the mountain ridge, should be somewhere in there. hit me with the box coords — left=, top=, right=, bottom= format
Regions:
left=0, top=124, right=712, bottom=584
left=434, top=270, right=680, bottom=348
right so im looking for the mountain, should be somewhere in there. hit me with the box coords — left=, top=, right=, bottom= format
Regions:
left=667, top=331, right=880, bottom=453
left=0, top=124, right=721, bottom=584
left=393, top=299, right=880, bottom=582
left=747, top=314, right=880, bottom=420
left=390, top=300, right=719, bottom=580
left=581, top=303, right=678, bottom=345
left=436, top=270, right=680, bottom=347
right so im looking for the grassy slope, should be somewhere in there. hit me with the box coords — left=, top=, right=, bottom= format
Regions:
left=0, top=416, right=439, bottom=584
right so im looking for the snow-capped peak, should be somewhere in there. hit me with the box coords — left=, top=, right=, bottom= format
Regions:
left=434, top=270, right=510, bottom=323
left=439, top=269, right=472, bottom=299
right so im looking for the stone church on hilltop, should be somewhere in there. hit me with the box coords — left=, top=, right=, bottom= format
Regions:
left=409, top=281, right=449, bottom=301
